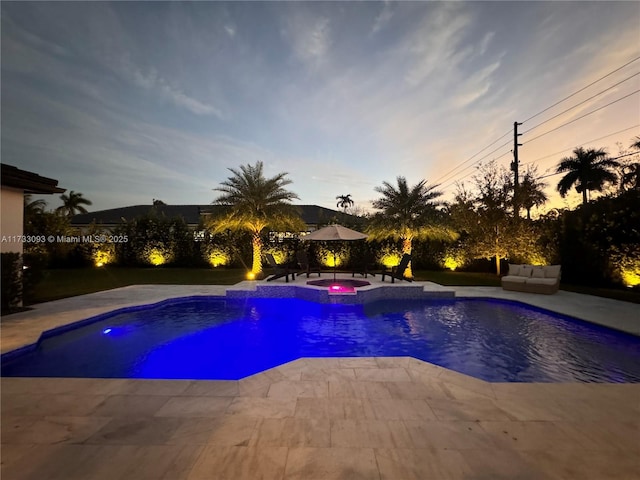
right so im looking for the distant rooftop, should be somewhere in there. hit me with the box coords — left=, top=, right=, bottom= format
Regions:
left=71, top=204, right=361, bottom=228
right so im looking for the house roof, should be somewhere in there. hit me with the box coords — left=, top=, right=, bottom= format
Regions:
left=1, top=164, right=65, bottom=194
left=71, top=204, right=361, bottom=228
left=71, top=205, right=212, bottom=226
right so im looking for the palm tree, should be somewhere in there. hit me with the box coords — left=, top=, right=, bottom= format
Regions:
left=336, top=194, right=354, bottom=214
left=630, top=137, right=640, bottom=150
left=367, top=176, right=457, bottom=278
left=556, top=147, right=620, bottom=205
left=211, top=161, right=304, bottom=276
left=56, top=191, right=92, bottom=216
left=24, top=195, right=47, bottom=217
left=518, top=168, right=548, bottom=220
left=24, top=195, right=47, bottom=232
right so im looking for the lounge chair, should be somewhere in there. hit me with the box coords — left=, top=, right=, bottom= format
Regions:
left=264, top=253, right=292, bottom=282
left=351, top=247, right=376, bottom=278
left=296, top=250, right=321, bottom=278
left=380, top=253, right=413, bottom=283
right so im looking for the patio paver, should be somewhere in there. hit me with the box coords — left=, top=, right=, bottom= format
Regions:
left=1, top=280, right=639, bottom=479
left=2, top=358, right=639, bottom=479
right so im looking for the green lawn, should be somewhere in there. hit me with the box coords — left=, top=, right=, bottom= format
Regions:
left=26, top=267, right=639, bottom=305
left=27, top=267, right=246, bottom=305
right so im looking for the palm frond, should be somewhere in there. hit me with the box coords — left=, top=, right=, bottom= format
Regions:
left=210, top=160, right=301, bottom=234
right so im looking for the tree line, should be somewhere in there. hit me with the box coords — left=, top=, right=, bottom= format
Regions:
left=20, top=137, right=640, bottom=289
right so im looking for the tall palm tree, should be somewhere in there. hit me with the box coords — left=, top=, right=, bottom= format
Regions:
left=56, top=191, right=92, bottom=217
left=630, top=136, right=640, bottom=150
left=518, top=168, right=548, bottom=220
left=556, top=147, right=620, bottom=205
left=211, top=161, right=304, bottom=276
left=367, top=176, right=456, bottom=278
left=336, top=194, right=354, bottom=213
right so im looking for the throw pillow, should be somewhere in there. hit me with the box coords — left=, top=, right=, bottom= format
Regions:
left=532, top=268, right=545, bottom=278
left=519, top=266, right=533, bottom=277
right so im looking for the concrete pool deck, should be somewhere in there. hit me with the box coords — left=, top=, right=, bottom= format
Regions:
left=1, top=277, right=639, bottom=479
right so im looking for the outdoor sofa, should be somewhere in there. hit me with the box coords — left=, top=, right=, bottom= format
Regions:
left=501, top=264, right=561, bottom=294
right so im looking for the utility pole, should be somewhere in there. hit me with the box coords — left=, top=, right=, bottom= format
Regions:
left=511, top=121, right=523, bottom=217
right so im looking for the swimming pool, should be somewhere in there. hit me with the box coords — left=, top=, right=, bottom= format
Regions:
left=2, top=297, right=639, bottom=382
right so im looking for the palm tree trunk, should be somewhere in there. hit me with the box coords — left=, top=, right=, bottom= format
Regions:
left=402, top=237, right=413, bottom=278
left=495, top=229, right=501, bottom=276
left=251, top=232, right=263, bottom=275
left=582, top=189, right=588, bottom=205
left=526, top=208, right=531, bottom=221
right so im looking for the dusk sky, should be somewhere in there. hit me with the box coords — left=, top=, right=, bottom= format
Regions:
left=2, top=1, right=639, bottom=215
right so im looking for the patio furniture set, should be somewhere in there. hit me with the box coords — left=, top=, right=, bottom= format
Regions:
left=264, top=252, right=413, bottom=284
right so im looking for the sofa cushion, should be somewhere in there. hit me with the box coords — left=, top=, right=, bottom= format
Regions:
left=519, top=266, right=533, bottom=277
left=544, top=265, right=561, bottom=279
left=502, top=276, right=527, bottom=284
left=508, top=264, right=522, bottom=276
left=526, top=277, right=558, bottom=286
left=532, top=267, right=545, bottom=278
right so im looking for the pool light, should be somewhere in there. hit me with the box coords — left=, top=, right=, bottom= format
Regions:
left=102, top=328, right=112, bottom=334
left=328, top=284, right=355, bottom=294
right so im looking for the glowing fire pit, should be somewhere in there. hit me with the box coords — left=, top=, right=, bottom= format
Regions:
left=306, top=278, right=370, bottom=295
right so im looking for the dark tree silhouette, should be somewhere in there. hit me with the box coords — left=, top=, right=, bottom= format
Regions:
left=518, top=167, right=548, bottom=220
left=556, top=147, right=620, bottom=205
left=336, top=194, right=354, bottom=213
left=56, top=191, right=92, bottom=217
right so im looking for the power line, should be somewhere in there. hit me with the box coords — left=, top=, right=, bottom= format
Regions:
left=525, top=89, right=640, bottom=145
left=436, top=139, right=512, bottom=186
left=522, top=71, right=640, bottom=135
left=522, top=55, right=640, bottom=124
left=440, top=99, right=638, bottom=192
left=536, top=151, right=640, bottom=181
left=523, top=124, right=640, bottom=166
left=441, top=147, right=640, bottom=194
left=435, top=57, right=640, bottom=194
left=432, top=130, right=511, bottom=185
left=439, top=149, right=512, bottom=193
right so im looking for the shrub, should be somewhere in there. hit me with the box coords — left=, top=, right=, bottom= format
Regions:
left=1, top=252, right=22, bottom=313
left=22, top=252, right=47, bottom=303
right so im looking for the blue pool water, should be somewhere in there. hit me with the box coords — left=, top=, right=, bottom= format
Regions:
left=2, top=297, right=639, bottom=382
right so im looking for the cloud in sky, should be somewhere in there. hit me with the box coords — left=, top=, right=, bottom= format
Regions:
left=1, top=1, right=639, bottom=214
left=126, top=61, right=222, bottom=117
